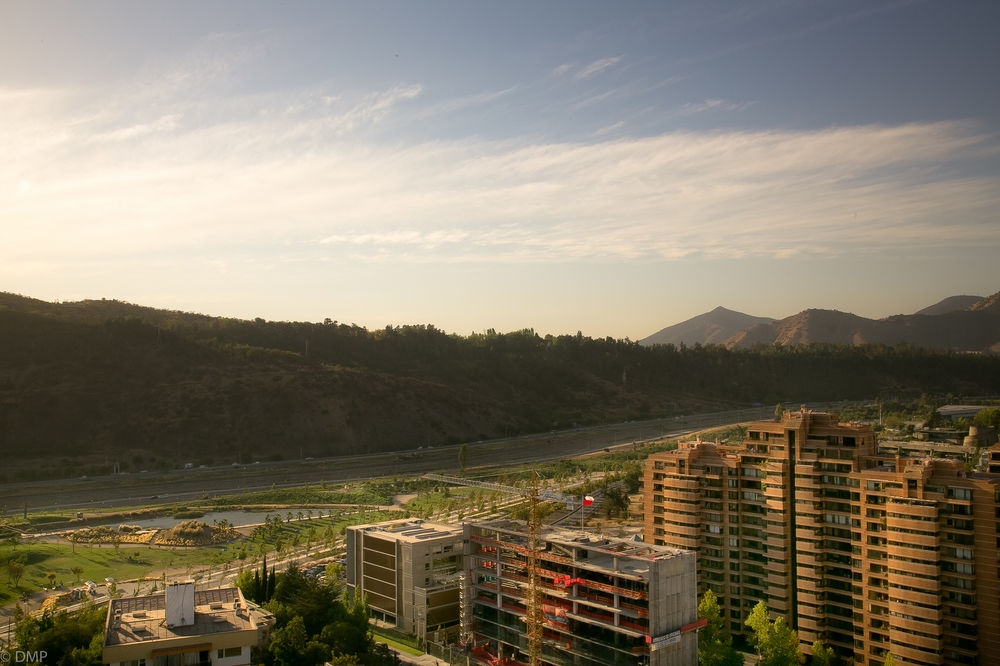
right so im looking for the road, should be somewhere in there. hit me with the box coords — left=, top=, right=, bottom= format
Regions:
left=2, top=402, right=850, bottom=513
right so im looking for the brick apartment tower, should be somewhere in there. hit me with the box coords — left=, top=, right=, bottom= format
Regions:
left=643, top=407, right=1000, bottom=665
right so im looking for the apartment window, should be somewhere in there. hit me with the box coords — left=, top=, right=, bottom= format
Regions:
left=217, top=648, right=242, bottom=659
left=948, top=488, right=972, bottom=501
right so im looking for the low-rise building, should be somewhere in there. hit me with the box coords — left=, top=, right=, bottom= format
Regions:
left=345, top=519, right=464, bottom=641
left=102, top=583, right=273, bottom=666
left=463, top=519, right=700, bottom=666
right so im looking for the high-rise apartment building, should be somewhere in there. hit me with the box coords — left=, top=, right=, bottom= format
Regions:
left=643, top=408, right=1000, bottom=665
left=463, top=519, right=701, bottom=666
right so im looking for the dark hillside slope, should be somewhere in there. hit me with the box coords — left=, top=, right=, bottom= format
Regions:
left=2, top=293, right=1000, bottom=480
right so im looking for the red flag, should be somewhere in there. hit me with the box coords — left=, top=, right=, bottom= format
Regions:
left=583, top=496, right=594, bottom=506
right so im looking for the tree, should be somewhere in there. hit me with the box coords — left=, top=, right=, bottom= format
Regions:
left=924, top=407, right=944, bottom=428
left=8, top=560, right=25, bottom=587
left=811, top=641, right=836, bottom=666
left=46, top=572, right=57, bottom=588
left=459, top=443, right=468, bottom=471
left=774, top=403, right=784, bottom=422
left=326, top=562, right=344, bottom=583
left=602, top=484, right=630, bottom=518
left=698, top=590, right=742, bottom=666
left=882, top=653, right=897, bottom=666
left=71, top=566, right=85, bottom=584
left=745, top=601, right=801, bottom=665
left=269, top=615, right=316, bottom=666
left=14, top=603, right=105, bottom=666
left=973, top=407, right=1000, bottom=430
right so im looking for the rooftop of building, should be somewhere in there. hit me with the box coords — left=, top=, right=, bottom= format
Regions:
left=471, top=519, right=691, bottom=579
left=937, top=404, right=991, bottom=418
left=351, top=518, right=463, bottom=543
left=104, top=587, right=263, bottom=648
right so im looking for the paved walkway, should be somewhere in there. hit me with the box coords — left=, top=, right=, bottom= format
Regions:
left=388, top=648, right=448, bottom=665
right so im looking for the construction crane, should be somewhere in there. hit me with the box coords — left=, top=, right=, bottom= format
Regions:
left=425, top=472, right=595, bottom=666
left=526, top=472, right=543, bottom=666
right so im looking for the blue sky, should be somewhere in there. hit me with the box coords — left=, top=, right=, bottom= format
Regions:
left=2, top=1, right=999, bottom=338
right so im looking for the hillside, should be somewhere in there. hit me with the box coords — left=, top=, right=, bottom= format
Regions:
left=639, top=306, right=774, bottom=347
left=725, top=292, right=1000, bottom=350
left=914, top=295, right=984, bottom=316
left=3, top=292, right=1000, bottom=481
left=726, top=309, right=875, bottom=347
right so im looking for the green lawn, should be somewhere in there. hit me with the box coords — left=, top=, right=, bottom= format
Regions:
left=372, top=629, right=423, bottom=656
left=404, top=486, right=503, bottom=516
left=241, top=509, right=398, bottom=555
left=0, top=542, right=227, bottom=605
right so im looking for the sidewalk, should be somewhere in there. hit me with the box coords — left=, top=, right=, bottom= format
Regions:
left=386, top=647, right=448, bottom=665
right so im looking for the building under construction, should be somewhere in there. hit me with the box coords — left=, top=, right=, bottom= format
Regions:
left=462, top=519, right=700, bottom=666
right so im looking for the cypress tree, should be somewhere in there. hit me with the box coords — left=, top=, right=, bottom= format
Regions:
left=260, top=554, right=268, bottom=601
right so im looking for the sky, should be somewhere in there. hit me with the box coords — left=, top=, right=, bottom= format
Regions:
left=2, top=1, right=999, bottom=339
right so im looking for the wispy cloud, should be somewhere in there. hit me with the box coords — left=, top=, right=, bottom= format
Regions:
left=575, top=55, right=623, bottom=79
left=592, top=121, right=625, bottom=136
left=674, top=98, right=756, bottom=116
left=3, top=80, right=997, bottom=273
left=415, top=86, right=516, bottom=119
left=551, top=63, right=573, bottom=77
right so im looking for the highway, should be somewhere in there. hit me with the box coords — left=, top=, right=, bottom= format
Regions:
left=1, top=403, right=849, bottom=513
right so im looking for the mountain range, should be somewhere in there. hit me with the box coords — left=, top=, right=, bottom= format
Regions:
left=640, top=292, right=1000, bottom=351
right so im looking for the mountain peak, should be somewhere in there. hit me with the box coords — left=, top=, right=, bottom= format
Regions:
left=640, top=308, right=774, bottom=347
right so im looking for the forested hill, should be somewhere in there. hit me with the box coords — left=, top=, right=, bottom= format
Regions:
left=2, top=292, right=1000, bottom=478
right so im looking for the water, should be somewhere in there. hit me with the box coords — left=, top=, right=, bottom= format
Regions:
left=99, top=509, right=271, bottom=529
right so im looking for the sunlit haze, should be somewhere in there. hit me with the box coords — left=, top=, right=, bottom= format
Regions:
left=3, top=1, right=999, bottom=338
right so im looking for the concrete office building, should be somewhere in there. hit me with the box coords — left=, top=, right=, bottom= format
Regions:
left=102, top=584, right=273, bottom=666
left=643, top=408, right=1000, bottom=665
left=463, top=519, right=701, bottom=666
left=345, top=519, right=463, bottom=640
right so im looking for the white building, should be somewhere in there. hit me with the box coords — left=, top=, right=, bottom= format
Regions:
left=103, top=584, right=273, bottom=666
